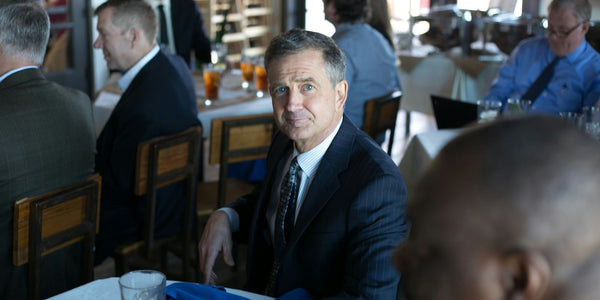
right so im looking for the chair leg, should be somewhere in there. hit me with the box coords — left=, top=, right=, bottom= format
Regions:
left=405, top=111, right=411, bottom=136
left=114, top=252, right=126, bottom=276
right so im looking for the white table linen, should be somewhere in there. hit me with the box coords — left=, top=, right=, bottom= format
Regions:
left=47, top=277, right=274, bottom=300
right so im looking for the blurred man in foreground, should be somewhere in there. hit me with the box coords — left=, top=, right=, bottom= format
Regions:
left=484, top=0, right=600, bottom=115
left=199, top=28, right=408, bottom=298
left=395, top=116, right=600, bottom=299
left=0, top=2, right=95, bottom=298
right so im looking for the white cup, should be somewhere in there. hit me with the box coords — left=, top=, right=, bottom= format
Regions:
left=119, top=270, right=166, bottom=300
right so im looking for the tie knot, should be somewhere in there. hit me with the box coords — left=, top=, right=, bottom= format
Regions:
left=289, top=157, right=300, bottom=174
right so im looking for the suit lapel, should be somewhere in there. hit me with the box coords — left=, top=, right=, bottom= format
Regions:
left=288, top=117, right=355, bottom=247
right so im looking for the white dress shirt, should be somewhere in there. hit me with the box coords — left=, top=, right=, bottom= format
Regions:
left=0, top=66, right=38, bottom=83
left=222, top=118, right=343, bottom=243
left=118, top=45, right=160, bottom=91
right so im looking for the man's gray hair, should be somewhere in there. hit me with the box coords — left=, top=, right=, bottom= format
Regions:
left=265, top=28, right=346, bottom=89
left=0, top=2, right=50, bottom=65
left=549, top=0, right=591, bottom=22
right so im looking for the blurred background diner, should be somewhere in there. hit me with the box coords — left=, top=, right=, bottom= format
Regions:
left=3, top=0, right=600, bottom=298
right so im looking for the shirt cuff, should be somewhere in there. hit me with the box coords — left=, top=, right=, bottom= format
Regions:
left=217, top=207, right=239, bottom=232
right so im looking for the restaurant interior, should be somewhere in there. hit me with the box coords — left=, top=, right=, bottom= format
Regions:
left=10, top=0, right=600, bottom=298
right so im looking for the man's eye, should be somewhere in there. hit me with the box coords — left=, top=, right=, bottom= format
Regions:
left=274, top=87, right=287, bottom=94
left=303, top=84, right=314, bottom=91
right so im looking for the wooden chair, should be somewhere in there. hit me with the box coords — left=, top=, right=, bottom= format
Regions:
left=196, top=113, right=276, bottom=279
left=206, top=113, right=276, bottom=208
left=363, top=90, right=403, bottom=155
left=13, top=174, right=101, bottom=300
left=113, top=126, right=202, bottom=280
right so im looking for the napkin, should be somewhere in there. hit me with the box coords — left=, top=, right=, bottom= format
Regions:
left=166, top=283, right=249, bottom=300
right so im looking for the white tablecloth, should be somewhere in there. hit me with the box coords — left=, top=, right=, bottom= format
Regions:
left=398, top=129, right=462, bottom=196
left=92, top=70, right=273, bottom=138
left=47, top=277, right=274, bottom=300
left=398, top=51, right=503, bottom=115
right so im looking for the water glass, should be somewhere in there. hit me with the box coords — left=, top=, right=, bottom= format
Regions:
left=505, top=98, right=532, bottom=117
left=581, top=106, right=600, bottom=140
left=476, top=100, right=502, bottom=122
left=119, top=270, right=166, bottom=300
left=559, top=111, right=584, bottom=129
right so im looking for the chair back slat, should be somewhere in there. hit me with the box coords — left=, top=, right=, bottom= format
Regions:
left=13, top=174, right=101, bottom=300
left=363, top=90, right=402, bottom=155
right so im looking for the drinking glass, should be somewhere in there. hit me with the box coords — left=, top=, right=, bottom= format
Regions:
left=119, top=270, right=166, bottom=300
left=202, top=63, right=221, bottom=106
left=240, top=50, right=255, bottom=91
left=255, top=56, right=268, bottom=97
left=559, top=111, right=584, bottom=130
left=581, top=106, right=600, bottom=140
left=476, top=100, right=502, bottom=122
left=505, top=98, right=532, bottom=117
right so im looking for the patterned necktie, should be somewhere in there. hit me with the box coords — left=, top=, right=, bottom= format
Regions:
left=521, top=56, right=561, bottom=103
left=266, top=157, right=301, bottom=296
left=157, top=4, right=169, bottom=48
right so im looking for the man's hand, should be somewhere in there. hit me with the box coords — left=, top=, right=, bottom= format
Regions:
left=198, top=210, right=235, bottom=284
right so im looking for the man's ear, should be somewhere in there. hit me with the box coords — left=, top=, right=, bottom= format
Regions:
left=501, top=250, right=551, bottom=300
left=127, top=27, right=139, bottom=48
left=335, top=80, right=348, bottom=111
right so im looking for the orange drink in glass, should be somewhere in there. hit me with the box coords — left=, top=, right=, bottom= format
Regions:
left=255, top=65, right=268, bottom=92
left=240, top=61, right=255, bottom=90
left=203, top=65, right=220, bottom=101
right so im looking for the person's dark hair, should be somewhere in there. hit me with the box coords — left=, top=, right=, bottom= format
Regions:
left=548, top=0, right=591, bottom=23
left=324, top=0, right=370, bottom=24
left=94, top=0, right=157, bottom=44
left=368, top=0, right=394, bottom=47
left=0, top=2, right=49, bottom=64
left=265, top=28, right=346, bottom=88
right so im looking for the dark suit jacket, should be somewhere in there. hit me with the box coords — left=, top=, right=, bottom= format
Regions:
left=0, top=68, right=96, bottom=298
left=94, top=51, right=200, bottom=263
left=171, top=0, right=211, bottom=66
left=230, top=116, right=408, bottom=299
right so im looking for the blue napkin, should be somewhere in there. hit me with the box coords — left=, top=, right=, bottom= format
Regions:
left=166, top=283, right=249, bottom=300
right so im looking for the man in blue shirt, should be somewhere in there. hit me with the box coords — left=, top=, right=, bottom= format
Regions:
left=324, top=0, right=401, bottom=130
left=484, top=0, right=600, bottom=115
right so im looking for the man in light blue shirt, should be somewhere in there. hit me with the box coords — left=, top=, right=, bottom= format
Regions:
left=324, top=0, right=401, bottom=130
left=484, top=0, right=600, bottom=115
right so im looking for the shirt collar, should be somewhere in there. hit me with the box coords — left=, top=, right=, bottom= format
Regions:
left=118, top=45, right=160, bottom=91
left=0, top=66, right=38, bottom=84
left=293, top=118, right=343, bottom=180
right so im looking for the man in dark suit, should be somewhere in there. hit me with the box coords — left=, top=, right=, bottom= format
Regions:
left=199, top=28, right=408, bottom=298
left=147, top=0, right=211, bottom=67
left=0, top=2, right=95, bottom=298
left=93, top=0, right=200, bottom=263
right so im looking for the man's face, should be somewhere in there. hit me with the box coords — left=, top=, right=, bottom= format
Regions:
left=547, top=5, right=588, bottom=57
left=93, top=7, right=133, bottom=71
left=394, top=191, right=506, bottom=300
left=268, top=49, right=346, bottom=152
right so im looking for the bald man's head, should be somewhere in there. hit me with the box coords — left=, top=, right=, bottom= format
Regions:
left=395, top=116, right=600, bottom=300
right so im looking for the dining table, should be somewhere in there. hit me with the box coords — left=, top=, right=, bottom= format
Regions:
left=92, top=69, right=273, bottom=138
left=47, top=277, right=274, bottom=300
left=397, top=45, right=504, bottom=117
left=398, top=128, right=463, bottom=197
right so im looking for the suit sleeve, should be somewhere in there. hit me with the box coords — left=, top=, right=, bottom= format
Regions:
left=192, top=2, right=211, bottom=64
left=327, top=173, right=408, bottom=299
